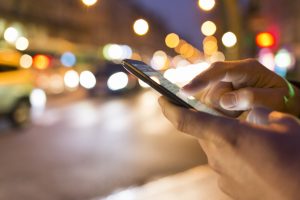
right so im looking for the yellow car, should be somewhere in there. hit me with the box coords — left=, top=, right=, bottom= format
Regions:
left=0, top=53, right=34, bottom=127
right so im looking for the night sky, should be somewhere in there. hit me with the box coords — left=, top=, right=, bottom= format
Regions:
left=132, top=0, right=250, bottom=49
left=132, top=0, right=206, bottom=48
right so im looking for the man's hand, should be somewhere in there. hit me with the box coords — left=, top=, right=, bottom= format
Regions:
left=159, top=97, right=300, bottom=200
left=182, top=59, right=300, bottom=117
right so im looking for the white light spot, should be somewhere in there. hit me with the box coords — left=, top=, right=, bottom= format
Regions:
left=107, top=72, right=128, bottom=91
left=30, top=89, right=47, bottom=108
left=80, top=71, right=96, bottom=89
left=222, top=32, right=237, bottom=48
left=64, top=70, right=80, bottom=88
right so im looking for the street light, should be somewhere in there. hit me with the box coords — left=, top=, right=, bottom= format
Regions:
left=201, top=21, right=217, bottom=36
left=4, top=27, right=19, bottom=43
left=81, top=0, right=98, bottom=6
left=133, top=19, right=149, bottom=36
left=165, top=33, right=180, bottom=48
left=198, top=0, right=215, bottom=11
left=15, top=36, right=29, bottom=51
left=256, top=32, right=275, bottom=48
left=222, top=32, right=237, bottom=48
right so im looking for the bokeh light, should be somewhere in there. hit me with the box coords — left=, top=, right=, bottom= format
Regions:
left=64, top=70, right=80, bottom=89
left=133, top=19, right=149, bottom=36
left=81, top=0, right=98, bottom=6
left=201, top=21, right=217, bottom=36
left=180, top=43, right=195, bottom=58
left=209, top=51, right=225, bottom=63
left=103, top=44, right=132, bottom=60
left=121, top=45, right=133, bottom=59
left=15, top=36, right=29, bottom=51
left=222, top=32, right=237, bottom=47
left=4, top=27, right=19, bottom=43
left=163, top=68, right=177, bottom=83
left=33, top=55, right=50, bottom=70
left=108, top=44, right=123, bottom=60
left=150, top=76, right=160, bottom=84
left=30, top=89, right=47, bottom=108
left=203, top=36, right=218, bottom=55
left=173, top=62, right=210, bottom=85
left=198, top=0, right=215, bottom=11
left=61, top=52, right=76, bottom=67
left=80, top=71, right=96, bottom=89
left=107, top=72, right=129, bottom=91
left=49, top=74, right=64, bottom=94
left=258, top=48, right=275, bottom=71
left=19, top=54, right=33, bottom=69
left=150, top=50, right=168, bottom=70
left=256, top=32, right=275, bottom=48
left=165, top=33, right=180, bottom=48
left=275, top=49, right=295, bottom=69
left=138, top=79, right=150, bottom=88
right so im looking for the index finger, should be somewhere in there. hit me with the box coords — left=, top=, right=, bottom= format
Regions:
left=158, top=96, right=249, bottom=145
left=182, top=59, right=254, bottom=93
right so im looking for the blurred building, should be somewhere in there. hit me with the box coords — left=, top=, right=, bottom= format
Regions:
left=242, top=0, right=300, bottom=79
left=0, top=0, right=169, bottom=56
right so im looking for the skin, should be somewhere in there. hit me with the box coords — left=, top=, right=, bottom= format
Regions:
left=158, top=59, right=300, bottom=199
left=159, top=98, right=300, bottom=200
left=182, top=59, right=300, bottom=117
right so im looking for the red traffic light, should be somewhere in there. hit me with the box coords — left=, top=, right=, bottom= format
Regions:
left=33, top=54, right=50, bottom=70
left=256, top=32, right=275, bottom=48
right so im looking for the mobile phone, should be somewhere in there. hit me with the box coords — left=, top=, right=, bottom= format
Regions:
left=122, top=59, right=222, bottom=116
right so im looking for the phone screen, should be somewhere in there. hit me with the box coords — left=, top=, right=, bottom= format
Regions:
left=122, top=59, right=222, bottom=116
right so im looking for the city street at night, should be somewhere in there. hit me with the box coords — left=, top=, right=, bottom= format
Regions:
left=0, top=0, right=300, bottom=199
left=0, top=91, right=205, bottom=200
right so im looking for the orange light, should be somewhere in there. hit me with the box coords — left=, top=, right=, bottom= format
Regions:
left=33, top=55, right=50, bottom=70
left=256, top=32, right=275, bottom=48
left=203, top=36, right=218, bottom=55
left=165, top=33, right=180, bottom=48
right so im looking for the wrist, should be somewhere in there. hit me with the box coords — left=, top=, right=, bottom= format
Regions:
left=285, top=80, right=300, bottom=117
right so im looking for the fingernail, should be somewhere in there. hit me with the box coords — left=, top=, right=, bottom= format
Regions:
left=220, top=93, right=237, bottom=109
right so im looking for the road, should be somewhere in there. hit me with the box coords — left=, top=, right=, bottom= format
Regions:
left=0, top=90, right=207, bottom=200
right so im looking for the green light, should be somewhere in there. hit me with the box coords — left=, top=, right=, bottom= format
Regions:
left=284, top=79, right=295, bottom=104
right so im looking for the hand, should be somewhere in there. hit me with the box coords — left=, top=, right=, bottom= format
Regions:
left=182, top=59, right=300, bottom=117
left=158, top=96, right=300, bottom=200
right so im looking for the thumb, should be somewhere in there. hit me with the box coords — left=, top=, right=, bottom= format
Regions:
left=246, top=107, right=273, bottom=125
left=158, top=96, right=243, bottom=144
left=220, top=88, right=286, bottom=112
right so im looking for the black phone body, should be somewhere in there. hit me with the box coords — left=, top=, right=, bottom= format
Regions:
left=122, top=59, right=222, bottom=116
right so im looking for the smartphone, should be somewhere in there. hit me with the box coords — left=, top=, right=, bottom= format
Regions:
left=122, top=59, right=222, bottom=116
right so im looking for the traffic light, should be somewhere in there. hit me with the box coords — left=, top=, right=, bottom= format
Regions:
left=33, top=54, right=50, bottom=70
left=255, top=32, right=275, bottom=48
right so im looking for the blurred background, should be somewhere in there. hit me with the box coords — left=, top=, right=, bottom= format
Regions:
left=0, top=0, right=299, bottom=199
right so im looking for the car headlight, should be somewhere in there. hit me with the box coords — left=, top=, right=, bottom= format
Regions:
left=107, top=72, right=129, bottom=91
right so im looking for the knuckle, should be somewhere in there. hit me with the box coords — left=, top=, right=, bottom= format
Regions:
left=174, top=110, right=187, bottom=132
left=175, top=117, right=186, bottom=132
left=222, top=121, right=242, bottom=148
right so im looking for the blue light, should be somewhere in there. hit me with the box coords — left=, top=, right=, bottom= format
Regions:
left=61, top=52, right=76, bottom=67
left=274, top=65, right=287, bottom=78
